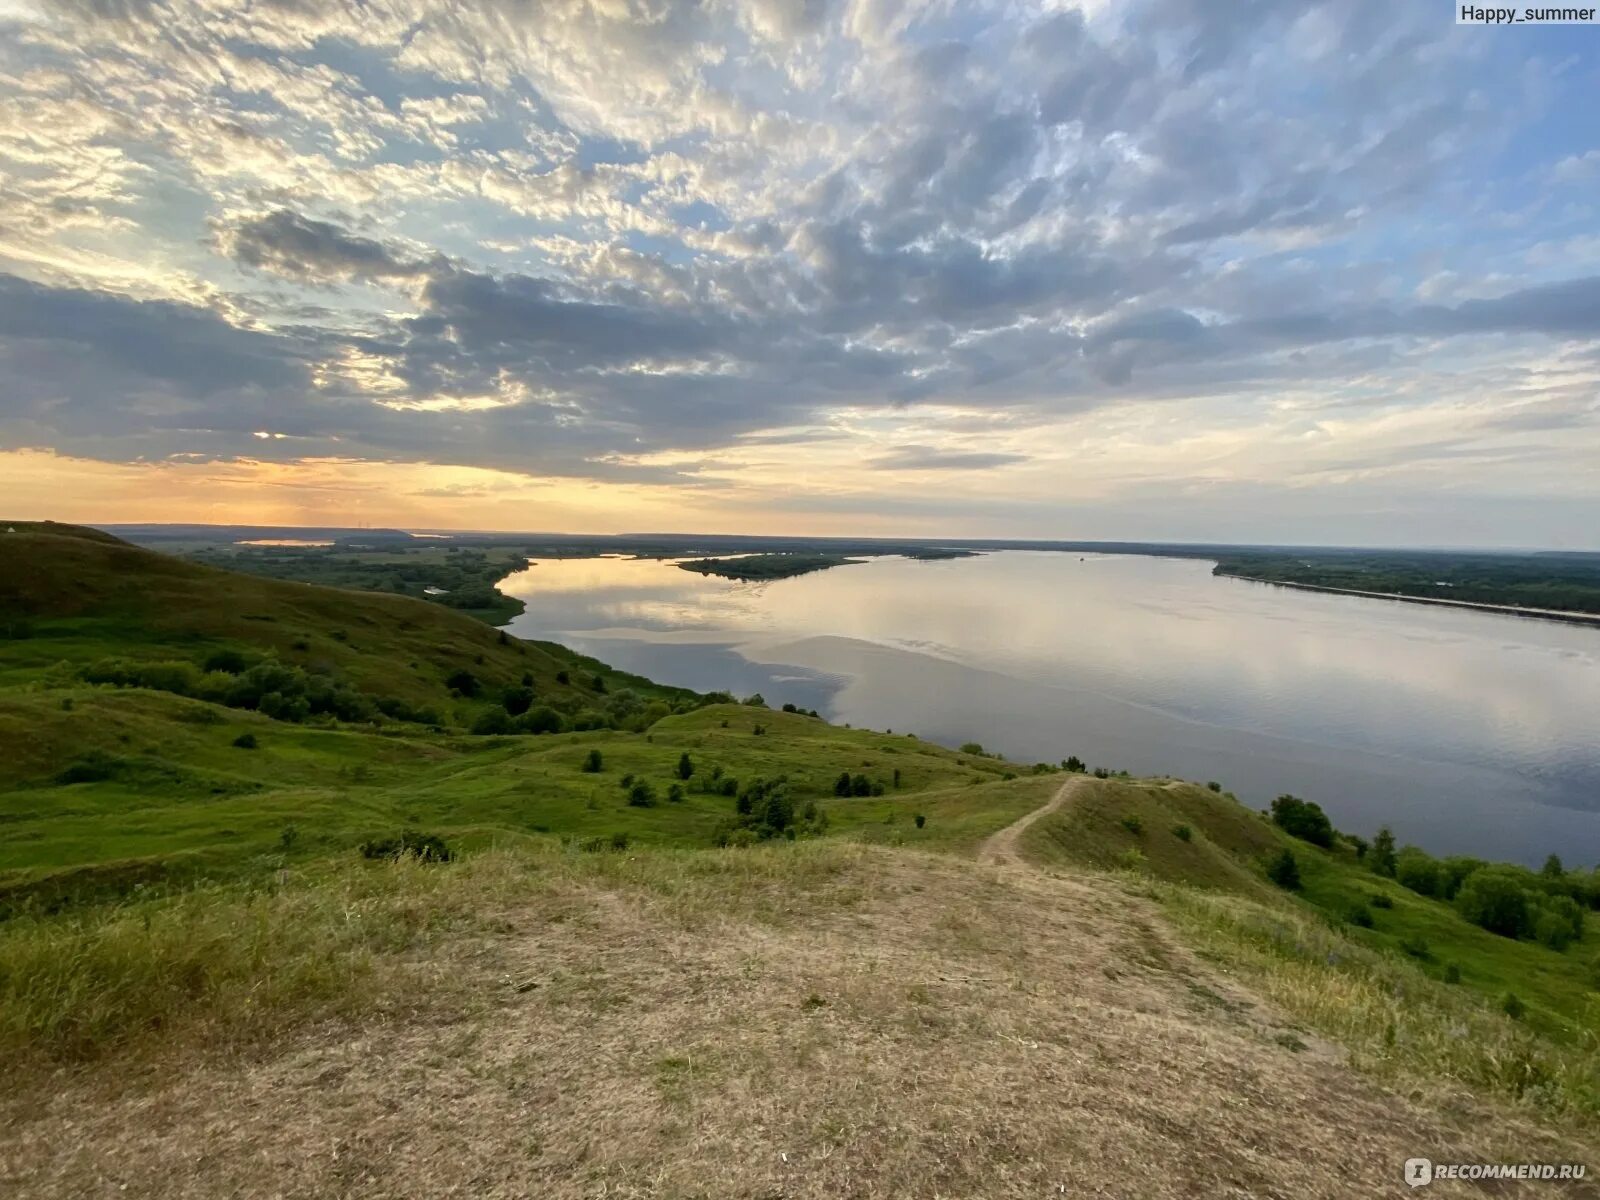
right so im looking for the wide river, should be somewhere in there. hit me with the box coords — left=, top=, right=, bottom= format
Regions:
left=499, top=551, right=1600, bottom=865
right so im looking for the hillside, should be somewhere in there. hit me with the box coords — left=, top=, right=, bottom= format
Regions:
left=0, top=524, right=1596, bottom=1194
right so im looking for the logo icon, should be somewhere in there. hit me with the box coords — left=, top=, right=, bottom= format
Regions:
left=1405, top=1158, right=1435, bottom=1188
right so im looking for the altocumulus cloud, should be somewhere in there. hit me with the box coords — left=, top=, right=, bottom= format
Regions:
left=0, top=0, right=1595, bottom=536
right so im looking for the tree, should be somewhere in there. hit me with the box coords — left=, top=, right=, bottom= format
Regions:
left=1455, top=868, right=1533, bottom=939
left=582, top=749, right=603, bottom=773
left=501, top=685, right=535, bottom=716
left=833, top=771, right=852, bottom=797
left=1266, top=848, right=1301, bottom=891
left=1269, top=794, right=1334, bottom=848
left=850, top=773, right=872, bottom=797
left=1542, top=854, right=1566, bottom=879
left=1062, top=756, right=1085, bottom=773
left=1395, top=847, right=1443, bottom=897
left=676, top=752, right=695, bottom=780
left=1370, top=827, right=1397, bottom=877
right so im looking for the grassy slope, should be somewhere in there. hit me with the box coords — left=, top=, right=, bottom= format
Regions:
left=1018, top=778, right=1600, bottom=1117
left=0, top=524, right=1052, bottom=905
left=0, top=523, right=690, bottom=715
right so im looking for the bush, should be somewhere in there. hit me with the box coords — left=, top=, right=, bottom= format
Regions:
left=1115, top=847, right=1147, bottom=872
left=667, top=783, right=685, bottom=803
left=1455, top=867, right=1533, bottom=939
left=1171, top=824, right=1193, bottom=842
left=1398, top=934, right=1430, bottom=960
left=1266, top=848, right=1301, bottom=891
left=1440, top=856, right=1486, bottom=900
left=1119, top=815, right=1143, bottom=836
left=960, top=742, right=984, bottom=756
left=1369, top=893, right=1393, bottom=909
left=1501, top=992, right=1526, bottom=1020
left=1269, top=795, right=1334, bottom=848
left=1395, top=847, right=1443, bottom=898
left=518, top=706, right=564, bottom=735
left=470, top=709, right=515, bottom=735
left=1206, top=781, right=1221, bottom=793
left=833, top=771, right=852, bottom=797
left=676, top=753, right=694, bottom=780
left=444, top=669, right=480, bottom=697
left=1062, top=756, right=1085, bottom=773
left=627, top=781, right=656, bottom=807
left=1346, top=905, right=1374, bottom=929
left=914, top=813, right=926, bottom=829
left=1534, top=909, right=1575, bottom=952
left=1369, top=826, right=1397, bottom=877
left=850, top=774, right=872, bottom=797
left=231, top=732, right=258, bottom=750
left=1443, top=962, right=1462, bottom=985
left=55, top=752, right=122, bottom=784
left=501, top=686, right=535, bottom=716
left=359, top=830, right=452, bottom=862
left=581, top=749, right=603, bottom=773
left=203, top=648, right=250, bottom=674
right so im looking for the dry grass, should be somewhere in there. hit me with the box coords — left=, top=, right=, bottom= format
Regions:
left=3, top=840, right=1591, bottom=1198
left=1155, top=880, right=1600, bottom=1124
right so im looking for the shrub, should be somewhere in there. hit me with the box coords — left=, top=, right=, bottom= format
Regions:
left=914, top=813, right=926, bottom=829
left=1348, top=835, right=1369, bottom=860
left=1119, top=815, right=1143, bottom=836
left=1395, top=847, right=1443, bottom=898
left=1455, top=867, right=1533, bottom=939
left=231, top=732, right=258, bottom=750
left=1501, top=992, right=1526, bottom=1020
left=833, top=771, right=852, bottom=797
left=1171, top=824, right=1192, bottom=842
left=55, top=752, right=122, bottom=784
left=1266, top=848, right=1301, bottom=891
left=1269, top=795, right=1334, bottom=848
left=359, top=830, right=452, bottom=862
left=581, top=749, right=603, bottom=773
left=1115, top=847, right=1147, bottom=872
left=1542, top=854, right=1565, bottom=879
left=1346, top=905, right=1374, bottom=929
left=667, top=783, right=685, bottom=803
left=555, top=670, right=570, bottom=685
left=609, top=831, right=630, bottom=851
left=892, top=768, right=902, bottom=788
left=676, top=753, right=694, bottom=780
left=501, top=686, right=535, bottom=717
left=203, top=648, right=250, bottom=674
left=1062, top=756, right=1085, bottom=773
left=627, top=781, right=656, bottom=807
left=1369, top=826, right=1397, bottom=877
left=1369, top=893, right=1393, bottom=909
left=1440, top=856, right=1486, bottom=900
left=850, top=774, right=872, bottom=797
left=1206, top=781, right=1221, bottom=793
left=1398, top=934, right=1430, bottom=960
left=1443, top=963, right=1461, bottom=985
left=518, top=706, right=564, bottom=735
left=1534, top=909, right=1575, bottom=952
left=278, top=824, right=299, bottom=851
left=470, top=709, right=514, bottom=735
left=444, top=669, right=480, bottom=697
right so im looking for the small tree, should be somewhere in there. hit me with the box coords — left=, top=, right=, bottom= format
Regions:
left=1266, top=848, right=1301, bottom=891
left=1455, top=867, right=1532, bottom=939
left=833, top=771, right=852, bottom=797
left=850, top=773, right=872, bottom=797
left=1062, top=756, right=1085, bottom=773
left=914, top=813, right=926, bottom=829
left=501, top=685, right=535, bottom=716
left=627, top=781, right=656, bottom=807
left=667, top=782, right=685, bottom=803
left=676, top=752, right=694, bottom=780
left=582, top=749, right=603, bottom=773
left=1370, top=826, right=1397, bottom=877
left=1270, top=794, right=1334, bottom=848
left=445, top=669, right=480, bottom=697
left=1542, top=854, right=1565, bottom=879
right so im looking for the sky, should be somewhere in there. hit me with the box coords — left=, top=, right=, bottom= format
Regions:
left=0, top=0, right=1596, bottom=546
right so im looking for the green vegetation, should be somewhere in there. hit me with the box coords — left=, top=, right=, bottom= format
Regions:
left=185, top=541, right=535, bottom=623
left=1019, top=777, right=1600, bottom=1119
left=676, top=553, right=863, bottom=581
left=1214, top=549, right=1600, bottom=617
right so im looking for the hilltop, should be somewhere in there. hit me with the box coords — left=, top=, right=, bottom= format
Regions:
left=0, top=524, right=1596, bottom=1195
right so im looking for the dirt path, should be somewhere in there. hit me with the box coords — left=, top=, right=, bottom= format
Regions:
left=978, top=773, right=1092, bottom=865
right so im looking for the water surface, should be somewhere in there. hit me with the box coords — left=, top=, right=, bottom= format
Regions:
left=500, top=552, right=1600, bottom=864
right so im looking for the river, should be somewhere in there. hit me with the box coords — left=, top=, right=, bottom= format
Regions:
left=498, top=551, right=1600, bottom=865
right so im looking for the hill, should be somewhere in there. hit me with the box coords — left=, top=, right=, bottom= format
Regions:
left=0, top=523, right=1596, bottom=1194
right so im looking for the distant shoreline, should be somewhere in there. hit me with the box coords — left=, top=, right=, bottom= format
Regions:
left=1214, top=570, right=1600, bottom=627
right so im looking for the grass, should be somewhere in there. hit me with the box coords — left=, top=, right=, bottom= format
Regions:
left=1020, top=777, right=1600, bottom=1121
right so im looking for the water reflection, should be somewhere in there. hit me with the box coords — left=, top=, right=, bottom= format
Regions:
left=500, top=552, right=1600, bottom=864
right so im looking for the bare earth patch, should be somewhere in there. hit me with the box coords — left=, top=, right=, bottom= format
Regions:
left=1, top=841, right=1591, bottom=1198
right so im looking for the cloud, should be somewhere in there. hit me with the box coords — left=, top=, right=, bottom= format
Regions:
left=0, top=0, right=1594, bottom=540
left=869, top=446, right=1028, bottom=471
